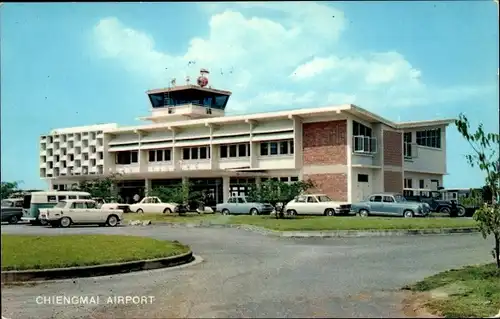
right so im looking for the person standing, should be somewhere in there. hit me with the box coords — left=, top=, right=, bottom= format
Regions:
left=133, top=193, right=140, bottom=203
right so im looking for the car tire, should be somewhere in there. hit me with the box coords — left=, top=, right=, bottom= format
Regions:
left=136, top=209, right=144, bottom=214
left=106, top=215, right=119, bottom=227
left=457, top=206, right=466, bottom=217
left=60, top=217, right=72, bottom=228
left=250, top=208, right=259, bottom=216
left=163, top=208, right=172, bottom=214
left=222, top=209, right=230, bottom=215
left=358, top=209, right=369, bottom=217
left=287, top=209, right=297, bottom=216
left=440, top=207, right=451, bottom=214
left=325, top=208, right=335, bottom=216
left=8, top=216, right=19, bottom=224
left=404, top=210, right=414, bottom=218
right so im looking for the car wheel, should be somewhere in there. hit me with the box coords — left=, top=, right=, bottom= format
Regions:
left=404, top=210, right=414, bottom=218
left=457, top=206, right=467, bottom=217
left=287, top=209, right=297, bottom=216
left=136, top=209, right=144, bottom=214
left=163, top=208, right=172, bottom=214
left=325, top=208, right=335, bottom=216
left=250, top=208, right=259, bottom=216
left=358, top=209, right=369, bottom=217
left=440, top=207, right=451, bottom=214
left=8, top=216, right=18, bottom=224
left=60, top=217, right=72, bottom=228
left=106, top=215, right=119, bottom=227
left=222, top=209, right=230, bottom=215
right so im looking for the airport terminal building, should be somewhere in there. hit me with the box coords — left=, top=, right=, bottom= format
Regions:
left=39, top=72, right=452, bottom=205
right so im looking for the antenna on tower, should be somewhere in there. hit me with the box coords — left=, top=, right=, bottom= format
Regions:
left=163, top=67, right=170, bottom=107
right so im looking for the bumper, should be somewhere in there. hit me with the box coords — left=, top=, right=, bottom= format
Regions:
left=21, top=217, right=36, bottom=221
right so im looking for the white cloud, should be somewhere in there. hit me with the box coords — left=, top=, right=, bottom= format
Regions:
left=92, top=3, right=492, bottom=115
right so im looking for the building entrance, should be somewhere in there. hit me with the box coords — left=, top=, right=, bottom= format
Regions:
left=117, top=180, right=145, bottom=204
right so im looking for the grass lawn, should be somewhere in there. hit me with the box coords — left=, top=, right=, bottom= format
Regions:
left=1, top=234, right=190, bottom=271
left=226, top=215, right=479, bottom=231
left=406, top=263, right=500, bottom=318
left=124, top=212, right=220, bottom=223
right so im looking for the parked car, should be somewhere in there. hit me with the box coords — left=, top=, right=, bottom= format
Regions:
left=44, top=199, right=123, bottom=228
left=128, top=196, right=179, bottom=214
left=351, top=193, right=430, bottom=218
left=284, top=194, right=352, bottom=216
left=216, top=197, right=274, bottom=215
left=1, top=198, right=24, bottom=224
left=405, top=191, right=467, bottom=217
left=99, top=201, right=132, bottom=213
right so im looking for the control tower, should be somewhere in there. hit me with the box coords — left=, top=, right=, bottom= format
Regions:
left=139, top=68, right=232, bottom=123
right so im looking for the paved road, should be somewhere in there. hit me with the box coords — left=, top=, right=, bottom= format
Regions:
left=1, top=224, right=492, bottom=318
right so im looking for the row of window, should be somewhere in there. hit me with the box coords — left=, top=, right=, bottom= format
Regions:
left=404, top=178, right=440, bottom=189
left=260, top=140, right=294, bottom=156
left=416, top=129, right=441, bottom=149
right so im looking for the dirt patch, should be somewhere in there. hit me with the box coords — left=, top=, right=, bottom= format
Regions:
left=402, top=291, right=442, bottom=318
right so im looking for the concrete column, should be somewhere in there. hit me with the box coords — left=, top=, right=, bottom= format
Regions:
left=211, top=144, right=219, bottom=170
left=255, top=176, right=261, bottom=188
left=250, top=142, right=258, bottom=168
left=139, top=150, right=148, bottom=173
left=172, top=147, right=181, bottom=171
left=144, top=178, right=152, bottom=196
left=222, top=176, right=230, bottom=203
left=182, top=176, right=189, bottom=185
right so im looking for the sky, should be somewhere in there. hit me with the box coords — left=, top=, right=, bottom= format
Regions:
left=1, top=2, right=498, bottom=190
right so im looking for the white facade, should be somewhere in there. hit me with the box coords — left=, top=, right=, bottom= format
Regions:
left=39, top=85, right=452, bottom=203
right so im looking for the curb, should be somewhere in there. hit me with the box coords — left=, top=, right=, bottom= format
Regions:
left=1, top=251, right=194, bottom=284
left=127, top=221, right=479, bottom=238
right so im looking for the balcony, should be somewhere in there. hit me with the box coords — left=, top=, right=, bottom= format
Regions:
left=352, top=136, right=377, bottom=155
left=218, top=157, right=251, bottom=170
left=147, top=162, right=174, bottom=173
left=115, top=164, right=140, bottom=174
left=179, top=160, right=211, bottom=171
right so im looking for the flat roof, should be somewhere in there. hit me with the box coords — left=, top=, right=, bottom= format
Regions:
left=105, top=104, right=455, bottom=134
left=146, top=85, right=232, bottom=96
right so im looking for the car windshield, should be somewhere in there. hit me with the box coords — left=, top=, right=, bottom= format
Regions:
left=317, top=195, right=333, bottom=202
left=54, top=201, right=66, bottom=208
left=394, top=195, right=406, bottom=202
left=1, top=200, right=13, bottom=207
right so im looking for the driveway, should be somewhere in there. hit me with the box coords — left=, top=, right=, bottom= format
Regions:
left=1, top=224, right=492, bottom=318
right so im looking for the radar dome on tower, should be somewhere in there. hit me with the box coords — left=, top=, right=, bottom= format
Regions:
left=197, top=68, right=210, bottom=88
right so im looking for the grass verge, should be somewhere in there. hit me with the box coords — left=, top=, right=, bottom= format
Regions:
left=405, top=263, right=500, bottom=318
left=226, top=215, right=478, bottom=231
left=1, top=234, right=190, bottom=271
left=124, top=212, right=219, bottom=223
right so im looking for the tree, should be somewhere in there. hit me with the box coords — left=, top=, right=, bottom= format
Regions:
left=149, top=182, right=203, bottom=215
left=456, top=113, right=500, bottom=269
left=72, top=173, right=121, bottom=202
left=247, top=179, right=315, bottom=219
left=1, top=181, right=21, bottom=200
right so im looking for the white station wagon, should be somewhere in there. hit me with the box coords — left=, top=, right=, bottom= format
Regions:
left=44, top=199, right=123, bottom=228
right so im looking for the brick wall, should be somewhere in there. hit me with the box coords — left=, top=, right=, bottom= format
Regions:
left=384, top=171, right=403, bottom=193
left=383, top=130, right=403, bottom=166
left=304, top=173, right=348, bottom=201
left=303, top=120, right=347, bottom=165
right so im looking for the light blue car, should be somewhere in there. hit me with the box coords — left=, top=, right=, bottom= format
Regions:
left=350, top=192, right=429, bottom=218
left=216, top=197, right=274, bottom=215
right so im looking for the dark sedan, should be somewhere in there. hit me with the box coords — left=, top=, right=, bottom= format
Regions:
left=1, top=198, right=24, bottom=224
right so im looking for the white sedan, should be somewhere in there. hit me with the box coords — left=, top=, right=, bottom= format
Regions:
left=45, top=199, right=123, bottom=228
left=284, top=194, right=352, bottom=216
left=129, top=196, right=179, bottom=214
